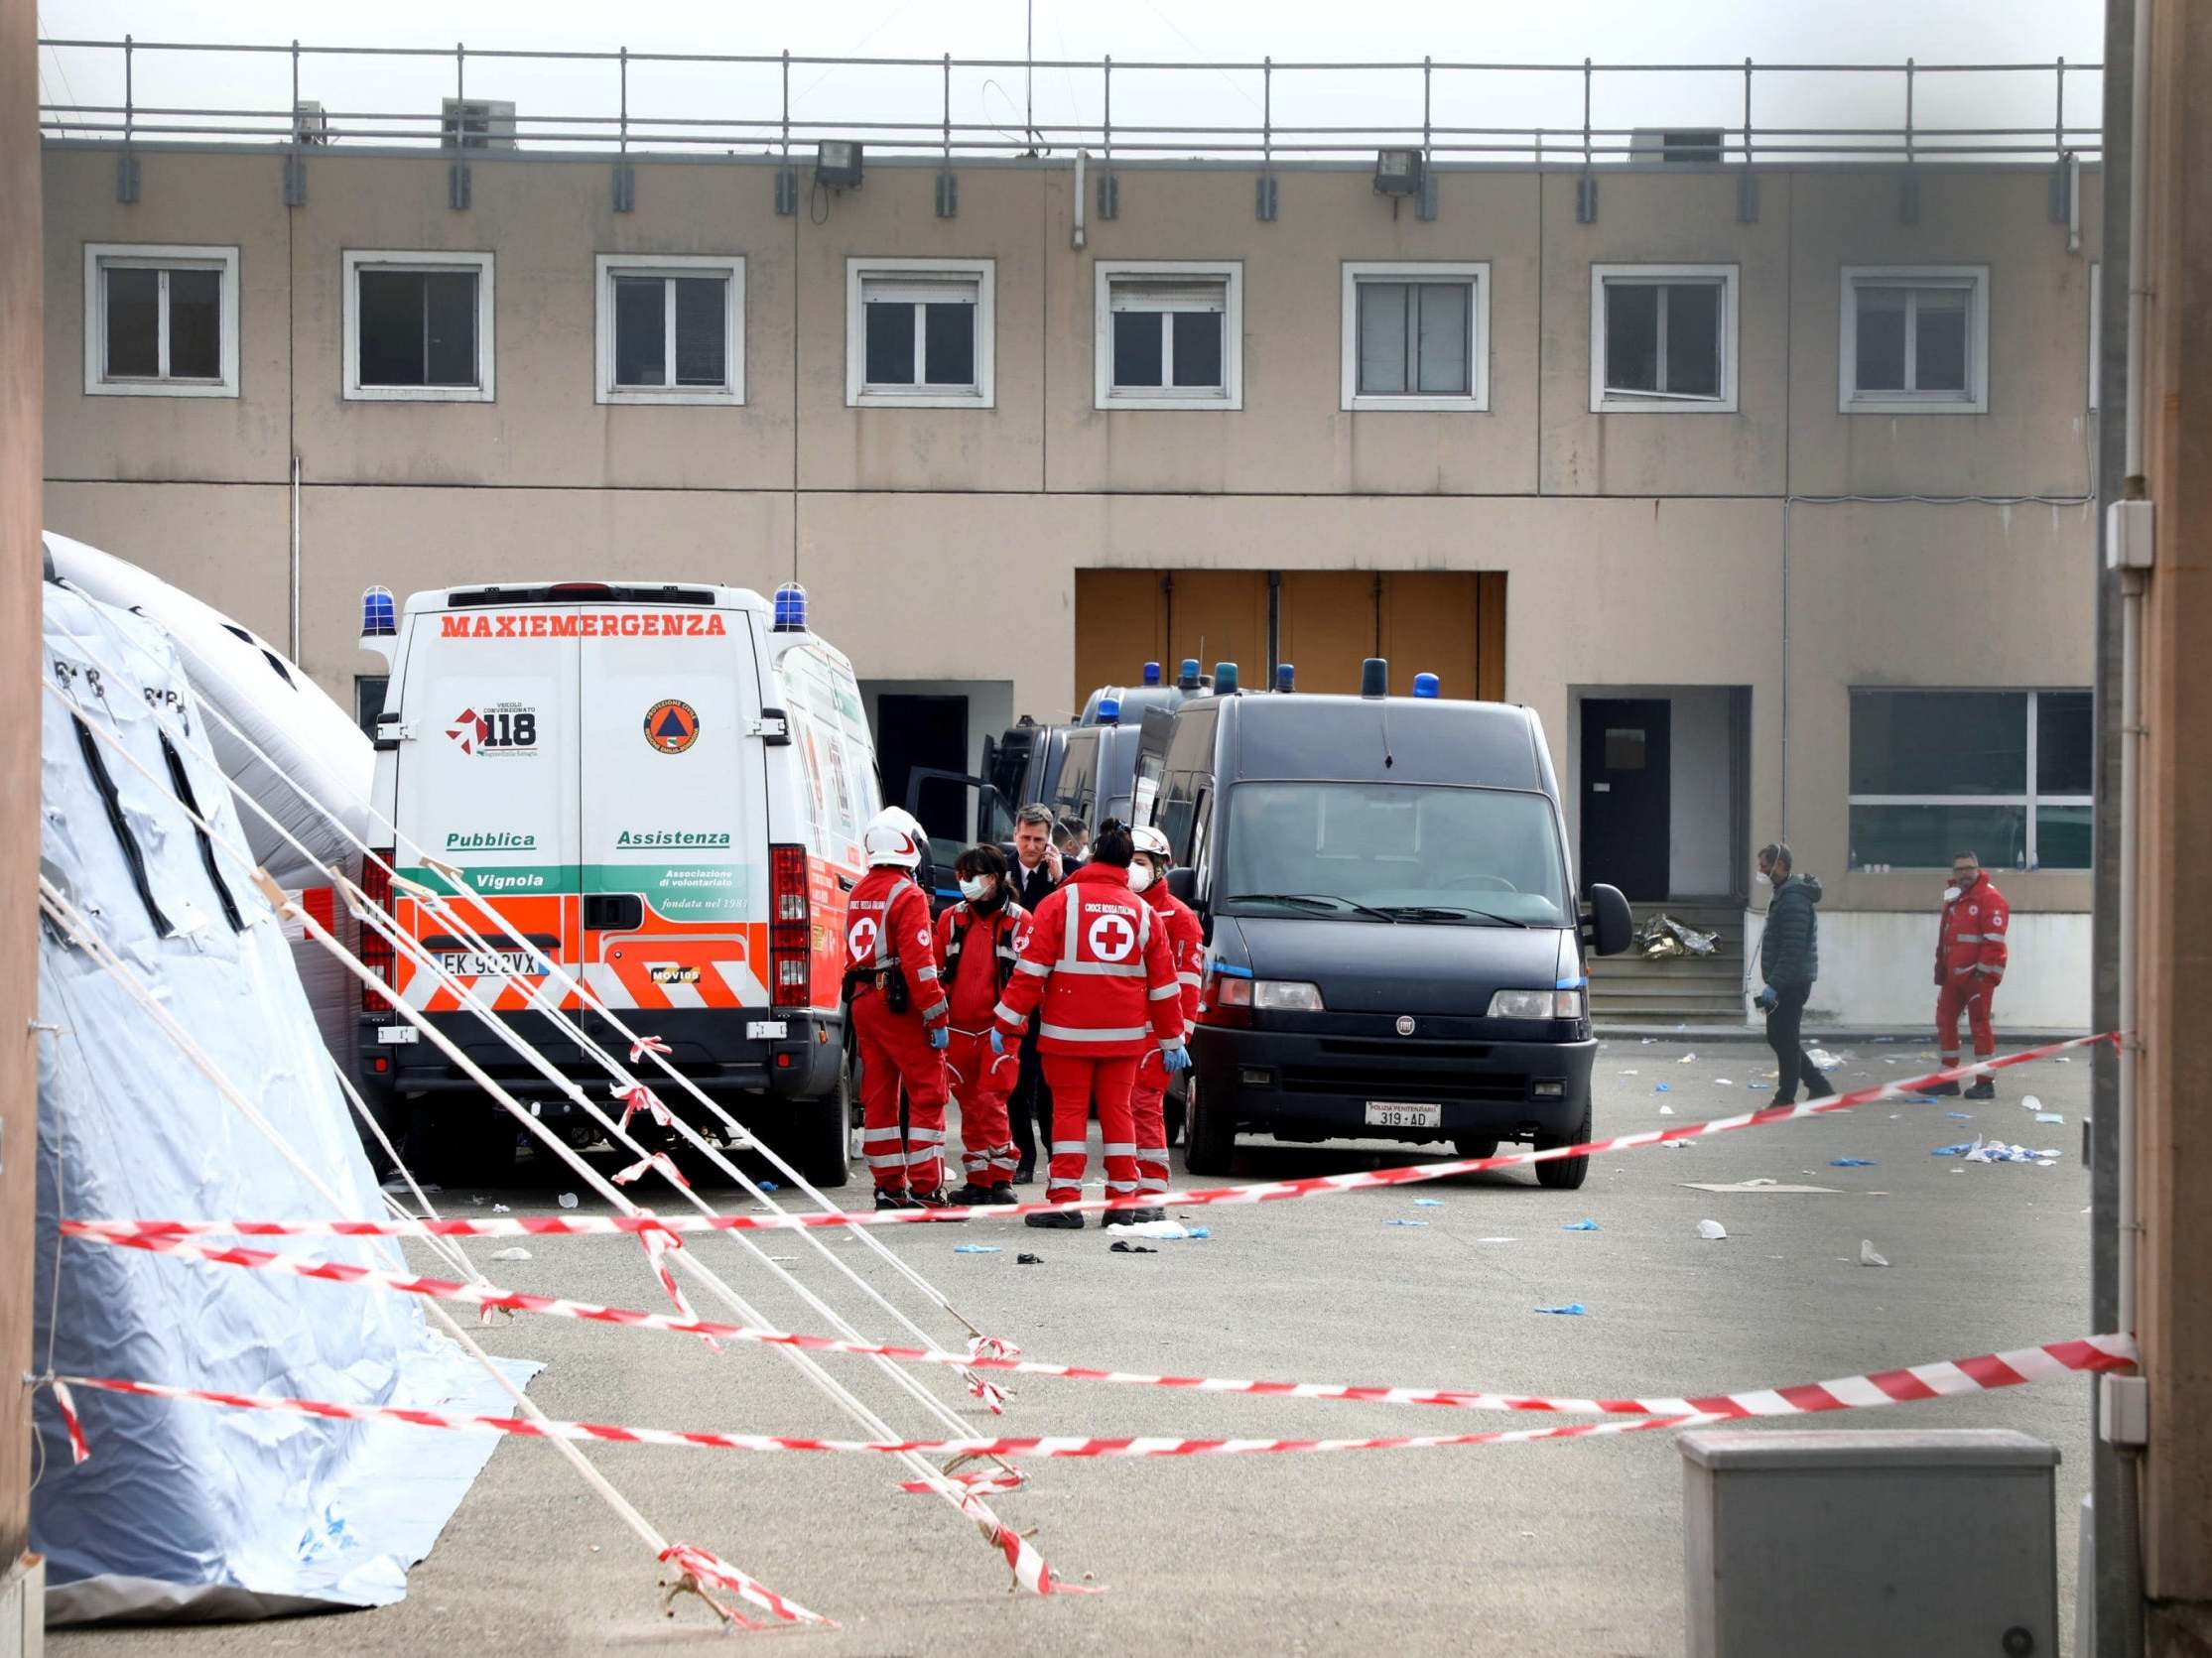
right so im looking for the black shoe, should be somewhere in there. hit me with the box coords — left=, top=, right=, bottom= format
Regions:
left=946, top=1181, right=1012, bottom=1206
left=873, top=1189, right=922, bottom=1212
left=1964, top=1078, right=1997, bottom=1101
left=1013, top=1162, right=1036, bottom=1186
left=1926, top=1080, right=1962, bottom=1098
left=1768, top=1093, right=1797, bottom=1109
left=1025, top=1209, right=1084, bottom=1230
left=1804, top=1077, right=1835, bottom=1100
left=911, top=1189, right=967, bottom=1220
left=1129, top=1206, right=1168, bottom=1224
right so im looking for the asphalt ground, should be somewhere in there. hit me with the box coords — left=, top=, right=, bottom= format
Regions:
left=58, top=1039, right=2095, bottom=1657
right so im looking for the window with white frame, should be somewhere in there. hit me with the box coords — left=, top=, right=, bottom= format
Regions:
left=1341, top=262, right=1489, bottom=411
left=1848, top=689, right=2091, bottom=870
left=1589, top=264, right=1739, bottom=413
left=846, top=258, right=994, bottom=408
left=1095, top=261, right=1243, bottom=411
left=343, top=251, right=494, bottom=402
left=83, top=243, right=240, bottom=397
left=1839, top=265, right=1989, bottom=414
left=594, top=255, right=743, bottom=405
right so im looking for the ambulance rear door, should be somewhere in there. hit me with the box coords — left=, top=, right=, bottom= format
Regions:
left=389, top=600, right=584, bottom=1039
left=579, top=600, right=771, bottom=1054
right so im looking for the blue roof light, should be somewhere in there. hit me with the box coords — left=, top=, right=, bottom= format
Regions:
left=1275, top=663, right=1295, bottom=693
left=1097, top=697, right=1121, bottom=725
left=1142, top=661, right=1161, bottom=686
left=772, top=581, right=809, bottom=633
left=1178, top=658, right=1202, bottom=691
left=1361, top=658, right=1388, bottom=699
left=1214, top=662, right=1239, bottom=696
left=1413, top=672, right=1441, bottom=700
left=360, top=585, right=397, bottom=638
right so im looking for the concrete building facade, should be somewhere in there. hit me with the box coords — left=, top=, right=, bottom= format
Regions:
left=38, top=139, right=2102, bottom=1025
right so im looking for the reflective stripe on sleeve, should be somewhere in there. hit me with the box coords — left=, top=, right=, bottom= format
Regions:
left=1056, top=960, right=1147, bottom=978
left=913, top=965, right=940, bottom=982
left=991, top=1001, right=1022, bottom=1026
left=1177, top=971, right=1203, bottom=987
left=1147, top=982, right=1180, bottom=1000
left=919, top=1000, right=949, bottom=1022
left=1015, top=959, right=1050, bottom=977
left=1039, top=1023, right=1149, bottom=1043
left=1157, top=1034, right=1187, bottom=1051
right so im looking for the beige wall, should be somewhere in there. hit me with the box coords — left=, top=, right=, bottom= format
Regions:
left=40, top=145, right=2104, bottom=921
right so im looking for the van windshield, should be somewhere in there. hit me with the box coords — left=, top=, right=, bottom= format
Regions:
left=1220, top=782, right=1571, bottom=926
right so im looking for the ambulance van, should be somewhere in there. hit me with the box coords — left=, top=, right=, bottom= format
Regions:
left=355, top=580, right=873, bottom=1184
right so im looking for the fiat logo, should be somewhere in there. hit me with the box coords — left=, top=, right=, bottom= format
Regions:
left=1395, top=1015, right=1417, bottom=1037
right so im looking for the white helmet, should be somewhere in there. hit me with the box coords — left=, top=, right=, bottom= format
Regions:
left=1130, top=825, right=1173, bottom=864
left=862, top=807, right=926, bottom=869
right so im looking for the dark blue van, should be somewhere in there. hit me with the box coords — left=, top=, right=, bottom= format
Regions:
left=1139, top=667, right=1631, bottom=1189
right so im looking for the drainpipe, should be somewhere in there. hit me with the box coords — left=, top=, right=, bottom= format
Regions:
left=1072, top=150, right=1088, bottom=251
left=289, top=451, right=303, bottom=662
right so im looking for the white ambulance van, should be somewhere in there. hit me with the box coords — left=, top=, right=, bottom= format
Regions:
left=355, top=579, right=874, bottom=1184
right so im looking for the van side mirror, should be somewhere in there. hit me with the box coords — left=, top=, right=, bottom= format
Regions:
left=1586, top=883, right=1633, bottom=957
left=1166, top=867, right=1197, bottom=906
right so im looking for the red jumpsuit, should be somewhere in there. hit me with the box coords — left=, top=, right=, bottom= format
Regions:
left=1132, top=880, right=1204, bottom=1199
left=1935, top=873, right=2010, bottom=1063
left=993, top=864, right=1187, bottom=1207
left=846, top=866, right=951, bottom=1196
left=934, top=897, right=1030, bottom=1189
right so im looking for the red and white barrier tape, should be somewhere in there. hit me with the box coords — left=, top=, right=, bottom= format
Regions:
left=69, top=1036, right=2114, bottom=1241
left=58, top=1224, right=2133, bottom=1421
left=637, top=1220, right=719, bottom=1352
left=53, top=1370, right=1717, bottom=1464
left=656, top=1541, right=832, bottom=1628
left=50, top=1380, right=90, bottom=1465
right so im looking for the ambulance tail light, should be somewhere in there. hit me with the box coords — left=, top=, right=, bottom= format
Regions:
left=1201, top=972, right=1253, bottom=1029
left=359, top=852, right=396, bottom=1011
left=770, top=843, right=811, bottom=1007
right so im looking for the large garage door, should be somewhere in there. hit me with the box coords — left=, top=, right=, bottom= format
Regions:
left=1074, top=570, right=1504, bottom=708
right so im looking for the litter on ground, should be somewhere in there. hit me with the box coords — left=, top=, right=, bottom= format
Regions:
left=2036, top=1112, right=2065, bottom=1124
left=557, top=1193, right=579, bottom=1209
left=1534, top=1303, right=1588, bottom=1316
left=954, top=1244, right=1001, bottom=1254
left=1658, top=1104, right=1676, bottom=1115
left=1860, top=1240, right=1891, bottom=1268
left=1561, top=1218, right=1600, bottom=1231
left=1386, top=1219, right=1430, bottom=1228
left=1108, top=1241, right=1157, bottom=1254
left=1696, top=1218, right=1728, bottom=1240
left=1412, top=1198, right=1444, bottom=1208
left=1682, top=1181, right=1842, bottom=1194
left=1829, top=1158, right=1878, bottom=1168
left=1654, top=1084, right=1670, bottom=1093
left=489, top=1246, right=531, bottom=1261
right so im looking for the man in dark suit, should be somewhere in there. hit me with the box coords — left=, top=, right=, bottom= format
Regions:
left=1005, top=805, right=1061, bottom=1179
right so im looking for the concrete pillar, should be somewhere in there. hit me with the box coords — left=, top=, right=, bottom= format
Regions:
left=0, top=0, right=45, bottom=1584
left=2134, top=0, right=2212, bottom=1642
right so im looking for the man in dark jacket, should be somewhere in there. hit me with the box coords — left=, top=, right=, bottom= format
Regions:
left=1757, top=842, right=1833, bottom=1107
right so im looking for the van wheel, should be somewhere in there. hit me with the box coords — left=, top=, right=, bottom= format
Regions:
left=1181, top=1077, right=1236, bottom=1177
left=1452, top=1136, right=1498, bottom=1161
left=1533, top=1105, right=1592, bottom=1191
left=773, top=1063, right=852, bottom=1190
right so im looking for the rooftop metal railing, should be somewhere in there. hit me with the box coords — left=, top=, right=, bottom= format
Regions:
left=36, top=37, right=2103, bottom=168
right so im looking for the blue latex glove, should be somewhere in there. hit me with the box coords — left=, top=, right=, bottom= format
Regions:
left=989, top=1028, right=1005, bottom=1057
left=1755, top=985, right=1777, bottom=1010
left=1159, top=1045, right=1192, bottom=1075
left=928, top=1026, right=950, bottom=1051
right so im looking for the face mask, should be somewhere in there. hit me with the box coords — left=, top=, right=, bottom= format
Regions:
left=1757, top=870, right=1772, bottom=886
left=959, top=876, right=994, bottom=903
left=1943, top=885, right=1963, bottom=905
left=1128, top=862, right=1156, bottom=894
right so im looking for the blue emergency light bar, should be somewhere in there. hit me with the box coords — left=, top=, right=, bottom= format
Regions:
left=1142, top=661, right=1161, bottom=686
left=360, top=585, right=397, bottom=638
left=1098, top=697, right=1121, bottom=724
left=1413, top=672, right=1441, bottom=699
left=1215, top=662, right=1239, bottom=695
left=772, top=582, right=808, bottom=633
left=1360, top=658, right=1388, bottom=699
left=1178, top=658, right=1202, bottom=691
left=1276, top=663, right=1295, bottom=693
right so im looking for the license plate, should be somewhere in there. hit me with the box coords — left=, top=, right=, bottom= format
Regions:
left=1366, top=1102, right=1442, bottom=1129
left=438, top=950, right=536, bottom=979
left=746, top=1020, right=789, bottom=1040
left=375, top=1026, right=419, bottom=1045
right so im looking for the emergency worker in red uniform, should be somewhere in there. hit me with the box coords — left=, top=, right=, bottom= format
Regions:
left=991, top=822, right=1189, bottom=1228
left=934, top=843, right=1029, bottom=1205
left=1124, top=825, right=1203, bottom=1224
left=1928, top=848, right=2011, bottom=1100
left=845, top=807, right=954, bottom=1211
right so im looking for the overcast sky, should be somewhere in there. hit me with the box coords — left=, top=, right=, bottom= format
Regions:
left=37, top=1, right=2105, bottom=161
